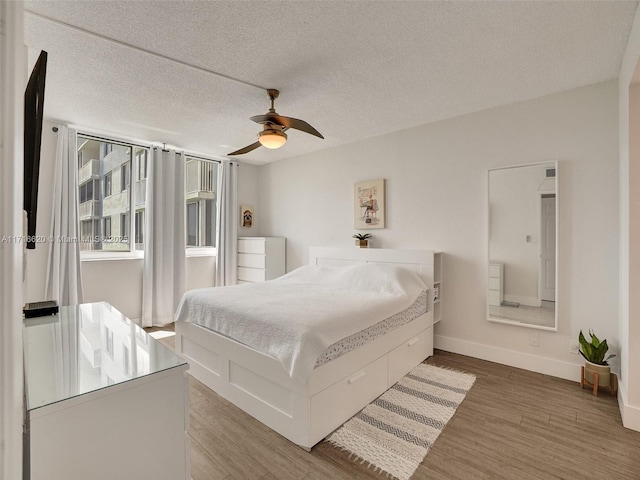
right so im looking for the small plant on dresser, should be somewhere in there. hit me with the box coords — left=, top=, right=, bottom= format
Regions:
left=352, top=233, right=372, bottom=248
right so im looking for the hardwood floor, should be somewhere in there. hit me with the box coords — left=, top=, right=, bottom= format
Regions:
left=148, top=329, right=640, bottom=480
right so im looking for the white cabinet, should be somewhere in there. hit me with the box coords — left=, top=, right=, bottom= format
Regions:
left=23, top=302, right=190, bottom=480
left=237, top=236, right=286, bottom=283
left=489, top=262, right=504, bottom=307
left=433, top=252, right=443, bottom=324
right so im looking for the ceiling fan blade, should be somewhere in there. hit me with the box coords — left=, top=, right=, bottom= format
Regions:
left=250, top=113, right=283, bottom=127
left=251, top=114, right=324, bottom=139
left=228, top=141, right=262, bottom=156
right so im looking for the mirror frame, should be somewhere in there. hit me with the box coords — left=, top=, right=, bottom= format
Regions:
left=487, top=162, right=558, bottom=331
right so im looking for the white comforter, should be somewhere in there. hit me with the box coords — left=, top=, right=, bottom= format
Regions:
left=175, top=263, right=427, bottom=384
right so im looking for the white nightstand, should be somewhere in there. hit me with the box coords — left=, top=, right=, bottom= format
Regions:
left=237, top=236, right=286, bottom=283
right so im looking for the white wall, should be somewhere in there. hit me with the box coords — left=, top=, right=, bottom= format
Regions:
left=0, top=2, right=26, bottom=477
left=26, top=121, right=261, bottom=321
left=258, top=81, right=619, bottom=381
left=618, top=5, right=640, bottom=431
left=237, top=161, right=260, bottom=237
left=24, top=121, right=55, bottom=303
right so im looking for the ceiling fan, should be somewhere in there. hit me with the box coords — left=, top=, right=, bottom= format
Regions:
left=228, top=89, right=324, bottom=156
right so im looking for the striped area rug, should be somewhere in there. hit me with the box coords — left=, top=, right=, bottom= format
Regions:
left=326, top=364, right=476, bottom=480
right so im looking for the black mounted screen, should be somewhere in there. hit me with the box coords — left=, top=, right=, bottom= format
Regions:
left=23, top=50, right=48, bottom=249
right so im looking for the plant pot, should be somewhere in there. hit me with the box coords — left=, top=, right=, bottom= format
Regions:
left=355, top=239, right=369, bottom=248
left=584, top=360, right=611, bottom=387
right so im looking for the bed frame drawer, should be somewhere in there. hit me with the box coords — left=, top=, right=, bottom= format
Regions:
left=388, top=328, right=432, bottom=385
left=310, top=355, right=388, bottom=441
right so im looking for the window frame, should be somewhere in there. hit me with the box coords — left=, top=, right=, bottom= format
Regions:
left=76, top=131, right=221, bottom=261
left=78, top=133, right=147, bottom=260
left=185, top=155, right=218, bottom=256
left=136, top=149, right=148, bottom=181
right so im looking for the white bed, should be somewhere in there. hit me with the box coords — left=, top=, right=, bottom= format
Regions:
left=175, top=247, right=435, bottom=450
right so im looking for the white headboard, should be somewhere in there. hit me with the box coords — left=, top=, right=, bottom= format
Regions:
left=309, top=247, right=434, bottom=292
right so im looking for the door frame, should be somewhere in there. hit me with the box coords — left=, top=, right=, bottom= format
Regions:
left=538, top=192, right=557, bottom=303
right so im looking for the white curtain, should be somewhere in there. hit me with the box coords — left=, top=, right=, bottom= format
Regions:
left=142, top=147, right=186, bottom=327
left=214, top=159, right=238, bottom=286
left=45, top=125, right=84, bottom=305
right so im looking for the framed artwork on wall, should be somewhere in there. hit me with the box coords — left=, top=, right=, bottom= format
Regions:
left=354, top=179, right=385, bottom=229
left=241, top=205, right=254, bottom=228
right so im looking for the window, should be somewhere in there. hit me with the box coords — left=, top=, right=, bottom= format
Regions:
left=103, top=217, right=111, bottom=238
left=133, top=147, right=147, bottom=251
left=205, top=199, right=214, bottom=246
left=134, top=210, right=144, bottom=248
left=123, top=344, right=131, bottom=376
left=80, top=219, right=97, bottom=238
left=187, top=202, right=198, bottom=247
left=105, top=327, right=114, bottom=358
left=121, top=213, right=130, bottom=240
left=136, top=149, right=147, bottom=181
left=185, top=157, right=217, bottom=248
left=76, top=134, right=219, bottom=256
left=77, top=135, right=148, bottom=253
left=79, top=219, right=99, bottom=250
left=79, top=179, right=97, bottom=203
left=104, top=172, right=112, bottom=197
left=121, top=162, right=130, bottom=193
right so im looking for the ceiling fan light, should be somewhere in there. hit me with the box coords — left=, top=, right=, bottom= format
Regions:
left=258, top=129, right=287, bottom=149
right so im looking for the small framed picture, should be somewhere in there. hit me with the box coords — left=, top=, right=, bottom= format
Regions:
left=354, top=179, right=385, bottom=229
left=241, top=205, right=254, bottom=228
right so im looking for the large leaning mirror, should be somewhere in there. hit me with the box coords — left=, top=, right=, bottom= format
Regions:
left=488, top=162, right=558, bottom=330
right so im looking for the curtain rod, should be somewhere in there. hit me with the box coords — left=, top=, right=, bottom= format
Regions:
left=76, top=131, right=151, bottom=151
left=25, top=9, right=266, bottom=92
left=64, top=128, right=226, bottom=164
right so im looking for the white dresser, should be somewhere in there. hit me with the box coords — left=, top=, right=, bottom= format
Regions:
left=237, top=236, right=286, bottom=283
left=489, top=262, right=504, bottom=307
left=23, top=302, right=190, bottom=480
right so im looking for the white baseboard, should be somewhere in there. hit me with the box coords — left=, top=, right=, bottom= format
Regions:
left=617, top=380, right=640, bottom=432
left=434, top=334, right=581, bottom=382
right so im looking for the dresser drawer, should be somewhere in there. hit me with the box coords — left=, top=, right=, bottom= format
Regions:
left=488, top=289, right=502, bottom=307
left=237, top=266, right=266, bottom=283
left=489, top=264, right=502, bottom=278
left=488, top=277, right=501, bottom=290
left=310, top=355, right=387, bottom=441
left=238, top=253, right=266, bottom=269
left=238, top=238, right=266, bottom=254
left=388, top=328, right=431, bottom=385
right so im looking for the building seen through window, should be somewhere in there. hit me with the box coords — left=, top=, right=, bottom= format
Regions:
left=77, top=136, right=217, bottom=252
left=77, top=136, right=145, bottom=252
left=186, top=157, right=217, bottom=248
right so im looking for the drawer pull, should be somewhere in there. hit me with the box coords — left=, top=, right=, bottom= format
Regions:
left=407, top=337, right=419, bottom=347
left=348, top=371, right=366, bottom=384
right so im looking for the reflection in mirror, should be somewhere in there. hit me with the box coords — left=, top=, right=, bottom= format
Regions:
left=22, top=302, right=182, bottom=410
left=488, top=163, right=557, bottom=330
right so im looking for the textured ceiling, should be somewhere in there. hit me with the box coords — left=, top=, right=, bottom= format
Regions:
left=23, top=1, right=638, bottom=165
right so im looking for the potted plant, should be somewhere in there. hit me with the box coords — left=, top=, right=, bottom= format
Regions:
left=578, top=330, right=616, bottom=388
left=352, top=233, right=372, bottom=248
